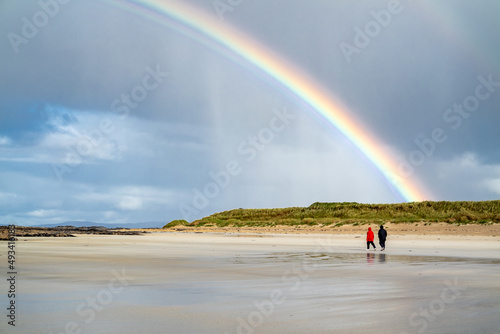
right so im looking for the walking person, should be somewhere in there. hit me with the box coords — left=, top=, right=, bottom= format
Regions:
left=378, top=225, right=387, bottom=251
left=367, top=227, right=376, bottom=250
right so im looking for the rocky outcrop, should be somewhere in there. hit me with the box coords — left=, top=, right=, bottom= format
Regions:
left=0, top=225, right=145, bottom=240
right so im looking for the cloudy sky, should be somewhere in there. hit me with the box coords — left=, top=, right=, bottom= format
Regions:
left=1, top=0, right=499, bottom=226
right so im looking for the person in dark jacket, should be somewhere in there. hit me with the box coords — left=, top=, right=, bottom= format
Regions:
left=378, top=225, right=387, bottom=251
left=366, top=227, right=376, bottom=250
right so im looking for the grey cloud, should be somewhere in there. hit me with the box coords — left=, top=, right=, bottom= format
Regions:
left=1, top=0, right=499, bottom=225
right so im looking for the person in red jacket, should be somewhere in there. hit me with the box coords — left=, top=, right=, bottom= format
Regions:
left=366, top=227, right=376, bottom=250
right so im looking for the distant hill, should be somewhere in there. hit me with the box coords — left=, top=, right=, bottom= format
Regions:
left=38, top=221, right=99, bottom=228
left=36, top=221, right=164, bottom=229
left=189, top=200, right=500, bottom=227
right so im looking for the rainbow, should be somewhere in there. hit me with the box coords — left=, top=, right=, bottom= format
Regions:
left=107, top=0, right=430, bottom=202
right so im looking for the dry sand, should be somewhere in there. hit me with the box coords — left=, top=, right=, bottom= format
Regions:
left=2, top=231, right=499, bottom=333
left=146, top=221, right=500, bottom=236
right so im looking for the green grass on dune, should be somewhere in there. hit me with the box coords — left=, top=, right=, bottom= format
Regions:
left=163, top=200, right=500, bottom=228
left=163, top=219, right=189, bottom=228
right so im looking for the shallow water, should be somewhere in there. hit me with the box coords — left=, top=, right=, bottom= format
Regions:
left=233, top=251, right=500, bottom=266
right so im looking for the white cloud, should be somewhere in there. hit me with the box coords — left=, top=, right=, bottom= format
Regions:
left=0, top=136, right=12, bottom=146
left=116, top=196, right=143, bottom=210
left=26, top=209, right=63, bottom=218
left=103, top=210, right=118, bottom=219
left=37, top=107, right=211, bottom=172
left=457, top=152, right=479, bottom=168
left=0, top=150, right=60, bottom=164
left=424, top=152, right=500, bottom=200
left=485, top=179, right=500, bottom=195
left=0, top=192, right=23, bottom=206
left=75, top=185, right=174, bottom=210
left=40, top=108, right=128, bottom=163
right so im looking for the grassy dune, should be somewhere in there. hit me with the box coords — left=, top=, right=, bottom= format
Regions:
left=164, top=201, right=500, bottom=228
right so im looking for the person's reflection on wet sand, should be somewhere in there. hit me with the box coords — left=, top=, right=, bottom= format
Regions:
left=367, top=253, right=375, bottom=265
left=378, top=253, right=386, bottom=263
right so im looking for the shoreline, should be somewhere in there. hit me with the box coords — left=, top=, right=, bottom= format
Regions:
left=3, top=221, right=499, bottom=241
left=0, top=225, right=144, bottom=240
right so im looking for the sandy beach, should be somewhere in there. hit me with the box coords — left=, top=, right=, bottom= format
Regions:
left=2, top=231, right=500, bottom=333
left=145, top=221, right=500, bottom=236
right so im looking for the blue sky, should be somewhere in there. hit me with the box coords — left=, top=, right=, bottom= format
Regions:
left=1, top=0, right=500, bottom=226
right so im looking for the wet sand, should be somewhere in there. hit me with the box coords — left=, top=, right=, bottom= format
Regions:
left=2, top=233, right=500, bottom=333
